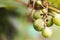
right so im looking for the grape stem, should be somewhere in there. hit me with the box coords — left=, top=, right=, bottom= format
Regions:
left=16, top=0, right=60, bottom=13
left=48, top=13, right=54, bottom=17
left=42, top=0, right=48, bottom=29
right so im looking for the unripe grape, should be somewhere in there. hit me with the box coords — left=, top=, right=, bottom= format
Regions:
left=33, top=10, right=43, bottom=19
left=34, top=0, right=43, bottom=10
left=42, top=9, right=47, bottom=14
left=46, top=16, right=53, bottom=27
left=42, top=27, right=52, bottom=38
left=33, top=19, right=44, bottom=31
left=36, top=0, right=41, bottom=5
left=53, top=13, right=60, bottom=26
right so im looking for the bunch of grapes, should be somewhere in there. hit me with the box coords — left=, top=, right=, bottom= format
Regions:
left=28, top=0, right=60, bottom=38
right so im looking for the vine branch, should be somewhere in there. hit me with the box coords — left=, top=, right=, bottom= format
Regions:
left=17, top=0, right=60, bottom=13
left=42, top=0, right=48, bottom=28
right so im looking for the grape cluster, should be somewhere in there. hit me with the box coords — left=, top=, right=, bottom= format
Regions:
left=29, top=0, right=60, bottom=38
left=33, top=10, right=53, bottom=38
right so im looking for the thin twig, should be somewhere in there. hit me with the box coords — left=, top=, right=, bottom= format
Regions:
left=49, top=6, right=60, bottom=13
left=42, top=0, right=48, bottom=29
left=16, top=0, right=60, bottom=13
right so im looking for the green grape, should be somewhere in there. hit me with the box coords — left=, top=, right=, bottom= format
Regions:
left=34, top=0, right=43, bottom=10
left=42, top=27, right=52, bottom=38
left=42, top=9, right=47, bottom=14
left=53, top=13, right=60, bottom=26
left=46, top=16, right=53, bottom=27
left=33, top=10, right=43, bottom=19
left=33, top=19, right=44, bottom=31
left=36, top=0, right=42, bottom=5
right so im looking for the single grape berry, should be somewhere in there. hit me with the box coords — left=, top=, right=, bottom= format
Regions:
left=53, top=13, right=60, bottom=26
left=42, top=9, right=47, bottom=14
left=46, top=16, right=53, bottom=27
left=34, top=0, right=43, bottom=10
left=33, top=19, right=44, bottom=31
left=33, top=10, right=43, bottom=19
left=42, top=27, right=52, bottom=38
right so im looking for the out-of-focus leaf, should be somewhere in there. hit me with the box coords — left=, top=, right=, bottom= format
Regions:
left=48, top=0, right=60, bottom=8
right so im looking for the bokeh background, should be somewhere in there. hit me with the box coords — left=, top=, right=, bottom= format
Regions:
left=0, top=0, right=60, bottom=40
